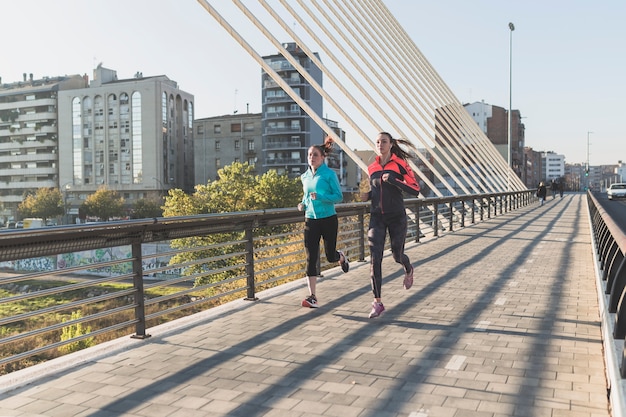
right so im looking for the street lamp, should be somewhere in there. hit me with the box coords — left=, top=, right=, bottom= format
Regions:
left=508, top=22, right=515, bottom=172
left=61, top=182, right=71, bottom=225
left=586, top=131, right=593, bottom=188
left=506, top=22, right=515, bottom=191
left=152, top=177, right=165, bottom=199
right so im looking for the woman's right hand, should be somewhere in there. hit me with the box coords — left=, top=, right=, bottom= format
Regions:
left=297, top=203, right=304, bottom=211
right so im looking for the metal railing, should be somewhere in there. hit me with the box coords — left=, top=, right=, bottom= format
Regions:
left=0, top=190, right=535, bottom=373
left=587, top=191, right=626, bottom=376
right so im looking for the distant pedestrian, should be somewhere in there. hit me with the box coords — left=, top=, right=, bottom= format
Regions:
left=559, top=180, right=564, bottom=198
left=550, top=179, right=558, bottom=199
left=537, top=181, right=547, bottom=206
left=298, top=136, right=349, bottom=308
left=360, top=132, right=421, bottom=318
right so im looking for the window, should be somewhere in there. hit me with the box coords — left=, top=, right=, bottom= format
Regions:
left=248, top=140, right=255, bottom=151
left=244, top=122, right=254, bottom=132
left=216, top=158, right=221, bottom=168
left=214, top=124, right=221, bottom=134
left=248, top=157, right=255, bottom=166
left=231, top=123, right=241, bottom=133
left=235, top=139, right=240, bottom=150
left=197, top=124, right=204, bottom=135
left=215, top=140, right=220, bottom=150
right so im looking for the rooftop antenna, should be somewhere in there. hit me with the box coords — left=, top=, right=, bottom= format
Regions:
left=233, top=89, right=238, bottom=114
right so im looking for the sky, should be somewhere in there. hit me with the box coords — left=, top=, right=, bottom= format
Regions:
left=1, top=0, right=624, bottom=166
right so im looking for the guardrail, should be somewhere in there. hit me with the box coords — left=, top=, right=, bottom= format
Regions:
left=0, top=190, right=534, bottom=373
left=588, top=192, right=626, bottom=373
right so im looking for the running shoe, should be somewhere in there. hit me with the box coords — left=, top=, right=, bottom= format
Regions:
left=301, top=295, right=319, bottom=308
left=368, top=301, right=385, bottom=318
left=339, top=251, right=350, bottom=273
left=403, top=265, right=414, bottom=290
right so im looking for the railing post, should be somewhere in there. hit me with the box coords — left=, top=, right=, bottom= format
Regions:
left=359, top=209, right=366, bottom=261
left=448, top=201, right=453, bottom=232
left=131, top=241, right=150, bottom=339
left=471, top=198, right=475, bottom=224
left=460, top=200, right=465, bottom=228
left=416, top=201, right=422, bottom=243
left=244, top=224, right=258, bottom=301
left=433, top=203, right=439, bottom=237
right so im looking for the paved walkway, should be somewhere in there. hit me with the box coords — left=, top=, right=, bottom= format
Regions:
left=0, top=194, right=611, bottom=417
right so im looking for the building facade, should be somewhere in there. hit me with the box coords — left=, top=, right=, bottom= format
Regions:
left=57, top=65, right=194, bottom=219
left=261, top=43, right=323, bottom=178
left=542, top=151, right=565, bottom=183
left=463, top=101, right=525, bottom=178
left=0, top=73, right=89, bottom=222
left=194, top=113, right=263, bottom=184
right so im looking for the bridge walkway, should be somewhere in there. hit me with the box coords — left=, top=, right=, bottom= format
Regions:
left=0, top=193, right=610, bottom=417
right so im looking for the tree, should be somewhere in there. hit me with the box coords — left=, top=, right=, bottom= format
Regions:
left=17, top=188, right=64, bottom=224
left=130, top=199, right=163, bottom=219
left=80, top=187, right=125, bottom=221
left=162, top=162, right=302, bottom=288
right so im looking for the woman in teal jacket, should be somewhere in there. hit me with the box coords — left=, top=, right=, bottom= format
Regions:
left=298, top=137, right=349, bottom=308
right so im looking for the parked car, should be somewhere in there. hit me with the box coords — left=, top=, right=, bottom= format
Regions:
left=15, top=221, right=23, bottom=228
left=607, top=183, right=626, bottom=200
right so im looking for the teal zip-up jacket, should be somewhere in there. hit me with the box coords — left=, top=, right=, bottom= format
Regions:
left=300, top=162, right=343, bottom=219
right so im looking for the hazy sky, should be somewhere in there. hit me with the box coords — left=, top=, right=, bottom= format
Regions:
left=2, top=0, right=624, bottom=166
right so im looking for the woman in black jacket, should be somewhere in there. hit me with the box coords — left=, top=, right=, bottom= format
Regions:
left=360, top=132, right=421, bottom=318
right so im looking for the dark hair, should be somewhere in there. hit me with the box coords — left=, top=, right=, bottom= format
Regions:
left=310, top=136, right=334, bottom=157
left=379, top=131, right=415, bottom=161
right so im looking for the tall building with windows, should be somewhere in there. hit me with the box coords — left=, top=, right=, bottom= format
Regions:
left=463, top=101, right=525, bottom=178
left=194, top=113, right=262, bottom=184
left=57, top=65, right=194, bottom=218
left=542, top=151, right=565, bottom=182
left=261, top=43, right=323, bottom=178
left=0, top=73, right=88, bottom=222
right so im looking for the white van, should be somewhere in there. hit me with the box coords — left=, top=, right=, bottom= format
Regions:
left=22, top=218, right=45, bottom=228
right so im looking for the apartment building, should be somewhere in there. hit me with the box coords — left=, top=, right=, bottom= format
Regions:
left=463, top=101, right=525, bottom=178
left=261, top=42, right=323, bottom=178
left=0, top=73, right=88, bottom=221
left=57, top=65, right=194, bottom=219
left=194, top=113, right=263, bottom=184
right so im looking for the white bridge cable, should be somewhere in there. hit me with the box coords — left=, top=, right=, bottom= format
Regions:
left=366, top=1, right=526, bottom=191
left=362, top=0, right=518, bottom=191
left=265, top=0, right=445, bottom=195
left=358, top=0, right=511, bottom=192
left=197, top=1, right=527, bottom=194
left=307, top=0, right=471, bottom=196
left=332, top=0, right=492, bottom=195
left=195, top=0, right=370, bottom=173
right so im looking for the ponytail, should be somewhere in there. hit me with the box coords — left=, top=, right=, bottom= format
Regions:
left=379, top=132, right=416, bottom=161
left=312, top=135, right=334, bottom=157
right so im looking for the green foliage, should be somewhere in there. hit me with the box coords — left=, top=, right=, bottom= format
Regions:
left=131, top=198, right=163, bottom=219
left=163, top=162, right=302, bottom=287
left=17, top=188, right=64, bottom=223
left=81, top=187, right=125, bottom=221
left=59, top=311, right=94, bottom=354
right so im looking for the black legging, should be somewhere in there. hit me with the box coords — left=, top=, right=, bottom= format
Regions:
left=368, top=212, right=411, bottom=298
left=304, top=215, right=340, bottom=277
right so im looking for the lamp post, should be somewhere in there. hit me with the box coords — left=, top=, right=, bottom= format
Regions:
left=152, top=177, right=164, bottom=198
left=507, top=22, right=515, bottom=191
left=586, top=131, right=593, bottom=189
left=508, top=22, right=515, bottom=170
left=61, top=182, right=71, bottom=225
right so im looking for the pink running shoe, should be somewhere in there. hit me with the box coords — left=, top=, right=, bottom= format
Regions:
left=403, top=265, right=414, bottom=290
left=368, top=302, right=385, bottom=318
